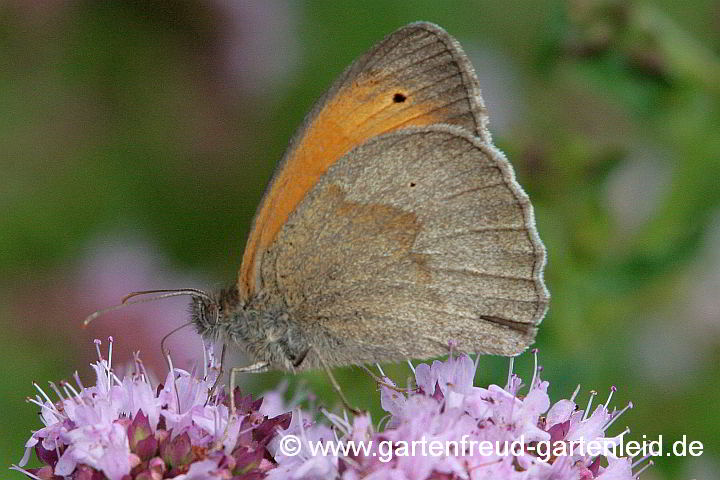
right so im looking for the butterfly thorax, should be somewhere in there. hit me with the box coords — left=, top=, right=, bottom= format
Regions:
left=190, top=287, right=313, bottom=371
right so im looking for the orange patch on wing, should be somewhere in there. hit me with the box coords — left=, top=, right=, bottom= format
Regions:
left=239, top=82, right=448, bottom=297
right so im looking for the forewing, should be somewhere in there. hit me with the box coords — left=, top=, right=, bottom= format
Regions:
left=259, top=126, right=549, bottom=367
left=239, top=22, right=489, bottom=297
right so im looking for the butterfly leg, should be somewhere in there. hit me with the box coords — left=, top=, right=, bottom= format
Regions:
left=311, top=345, right=364, bottom=415
left=207, top=343, right=227, bottom=403
left=229, top=361, right=270, bottom=416
left=359, top=365, right=415, bottom=393
left=210, top=361, right=270, bottom=452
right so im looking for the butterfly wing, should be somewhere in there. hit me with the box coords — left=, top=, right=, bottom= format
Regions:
left=239, top=22, right=489, bottom=298
left=258, top=126, right=548, bottom=367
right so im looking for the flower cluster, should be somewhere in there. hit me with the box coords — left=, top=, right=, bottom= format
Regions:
left=14, top=339, right=290, bottom=479
left=15, top=342, right=649, bottom=479
left=266, top=353, right=644, bottom=479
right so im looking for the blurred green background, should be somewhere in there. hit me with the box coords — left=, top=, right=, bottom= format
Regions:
left=2, top=1, right=719, bottom=478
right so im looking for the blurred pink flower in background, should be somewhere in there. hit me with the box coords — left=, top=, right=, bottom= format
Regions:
left=632, top=210, right=720, bottom=386
left=3, top=0, right=71, bottom=20
left=75, top=233, right=210, bottom=373
left=211, top=0, right=300, bottom=101
left=605, top=144, right=672, bottom=238
left=11, top=232, right=208, bottom=375
left=465, top=43, right=526, bottom=138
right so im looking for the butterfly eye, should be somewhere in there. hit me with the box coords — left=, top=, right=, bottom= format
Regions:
left=205, top=303, right=220, bottom=324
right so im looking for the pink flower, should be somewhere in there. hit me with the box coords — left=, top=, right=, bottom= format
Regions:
left=266, top=410, right=338, bottom=480
left=13, top=338, right=291, bottom=479
left=269, top=351, right=645, bottom=480
left=55, top=422, right=131, bottom=479
left=13, top=341, right=649, bottom=480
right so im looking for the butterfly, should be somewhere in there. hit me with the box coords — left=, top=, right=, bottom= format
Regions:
left=85, top=22, right=548, bottom=378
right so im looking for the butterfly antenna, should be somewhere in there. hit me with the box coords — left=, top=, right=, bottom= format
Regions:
left=159, top=320, right=196, bottom=391
left=122, top=288, right=214, bottom=304
left=83, top=288, right=214, bottom=326
left=160, top=321, right=195, bottom=356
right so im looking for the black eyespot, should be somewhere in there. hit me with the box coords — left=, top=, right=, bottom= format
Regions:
left=393, top=93, right=407, bottom=103
left=409, top=182, right=416, bottom=187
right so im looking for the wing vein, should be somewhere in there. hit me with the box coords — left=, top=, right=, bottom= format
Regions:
left=363, top=29, right=435, bottom=72
left=440, top=181, right=507, bottom=201
left=433, top=267, right=534, bottom=282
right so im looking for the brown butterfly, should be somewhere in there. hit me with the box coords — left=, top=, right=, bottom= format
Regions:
left=86, top=22, right=548, bottom=380
left=186, top=22, right=549, bottom=374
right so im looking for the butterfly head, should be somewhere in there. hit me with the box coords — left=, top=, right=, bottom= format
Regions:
left=190, top=286, right=243, bottom=341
